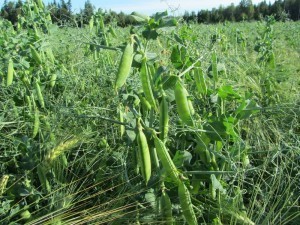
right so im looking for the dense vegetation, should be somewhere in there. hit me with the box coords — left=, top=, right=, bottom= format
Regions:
left=1, top=0, right=300, bottom=27
left=0, top=0, right=299, bottom=224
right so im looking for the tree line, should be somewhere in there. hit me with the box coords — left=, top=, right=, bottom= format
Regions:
left=1, top=0, right=300, bottom=27
left=183, top=0, right=300, bottom=23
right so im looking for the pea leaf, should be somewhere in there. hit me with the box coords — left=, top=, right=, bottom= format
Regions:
left=211, top=174, right=226, bottom=194
left=173, top=150, right=192, bottom=167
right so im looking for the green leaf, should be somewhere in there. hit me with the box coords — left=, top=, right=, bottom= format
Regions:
left=170, top=45, right=191, bottom=70
left=164, top=88, right=175, bottom=102
left=145, top=189, right=156, bottom=208
left=204, top=120, right=227, bottom=141
left=218, top=85, right=240, bottom=100
left=211, top=174, right=226, bottom=194
left=158, top=18, right=178, bottom=28
left=154, top=11, right=168, bottom=21
left=174, top=33, right=184, bottom=45
left=142, top=29, right=159, bottom=40
left=236, top=99, right=261, bottom=120
left=162, top=75, right=178, bottom=90
left=173, top=150, right=192, bottom=167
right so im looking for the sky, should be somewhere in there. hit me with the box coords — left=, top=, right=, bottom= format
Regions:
left=1, top=0, right=276, bottom=15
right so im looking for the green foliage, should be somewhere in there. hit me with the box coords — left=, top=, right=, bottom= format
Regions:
left=0, top=3, right=299, bottom=225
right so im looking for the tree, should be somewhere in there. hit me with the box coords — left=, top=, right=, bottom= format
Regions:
left=0, top=0, right=23, bottom=25
left=224, top=3, right=236, bottom=21
left=82, top=0, right=94, bottom=24
left=67, top=0, right=71, bottom=12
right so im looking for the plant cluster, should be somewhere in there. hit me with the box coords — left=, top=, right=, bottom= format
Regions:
left=0, top=1, right=299, bottom=224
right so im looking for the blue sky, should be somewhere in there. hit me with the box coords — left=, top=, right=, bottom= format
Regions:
left=1, top=0, right=275, bottom=15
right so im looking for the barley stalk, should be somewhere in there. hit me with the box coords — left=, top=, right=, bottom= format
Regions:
left=44, top=136, right=81, bottom=166
left=0, top=175, right=9, bottom=196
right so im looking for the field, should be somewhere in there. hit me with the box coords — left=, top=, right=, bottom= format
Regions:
left=0, top=2, right=300, bottom=225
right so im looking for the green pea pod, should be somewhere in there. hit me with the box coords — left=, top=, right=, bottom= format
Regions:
left=139, top=93, right=151, bottom=111
left=115, top=40, right=134, bottom=91
left=30, top=44, right=42, bottom=65
left=160, top=190, right=173, bottom=224
left=140, top=58, right=157, bottom=111
left=178, top=181, right=198, bottom=225
left=32, top=109, right=40, bottom=138
left=174, top=80, right=194, bottom=126
left=159, top=93, right=169, bottom=143
left=35, top=80, right=45, bottom=108
left=50, top=73, right=57, bottom=88
left=137, top=120, right=151, bottom=184
left=37, top=164, right=51, bottom=192
left=193, top=63, right=207, bottom=95
left=152, top=132, right=180, bottom=184
left=6, top=58, right=14, bottom=86
left=119, top=105, right=125, bottom=138
left=109, top=25, right=117, bottom=38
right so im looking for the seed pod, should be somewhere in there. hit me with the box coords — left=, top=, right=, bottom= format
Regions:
left=31, top=93, right=37, bottom=111
left=45, top=48, right=55, bottom=64
left=21, top=73, right=31, bottom=87
left=150, top=146, right=160, bottom=169
left=37, top=164, right=51, bottom=192
left=139, top=94, right=152, bottom=111
left=6, top=58, right=14, bottom=86
left=159, top=93, right=169, bottom=143
left=35, top=80, right=45, bottom=108
left=140, top=58, right=157, bottom=111
left=50, top=73, right=57, bottom=88
left=119, top=105, right=125, bottom=138
left=178, top=181, right=198, bottom=225
left=20, top=210, right=31, bottom=220
left=136, top=120, right=151, bottom=184
left=174, top=80, right=194, bottom=126
left=188, top=99, right=195, bottom=115
left=109, top=25, right=117, bottom=38
left=30, top=44, right=42, bottom=65
left=115, top=40, right=134, bottom=91
left=32, top=109, right=40, bottom=138
left=160, top=190, right=173, bottom=224
left=193, top=63, right=207, bottom=95
left=205, top=149, right=212, bottom=164
left=25, top=95, right=32, bottom=112
left=152, top=132, right=180, bottom=184
left=209, top=182, right=216, bottom=200
left=211, top=152, right=219, bottom=171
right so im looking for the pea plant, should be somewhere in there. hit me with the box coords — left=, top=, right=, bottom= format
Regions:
left=113, top=11, right=259, bottom=225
